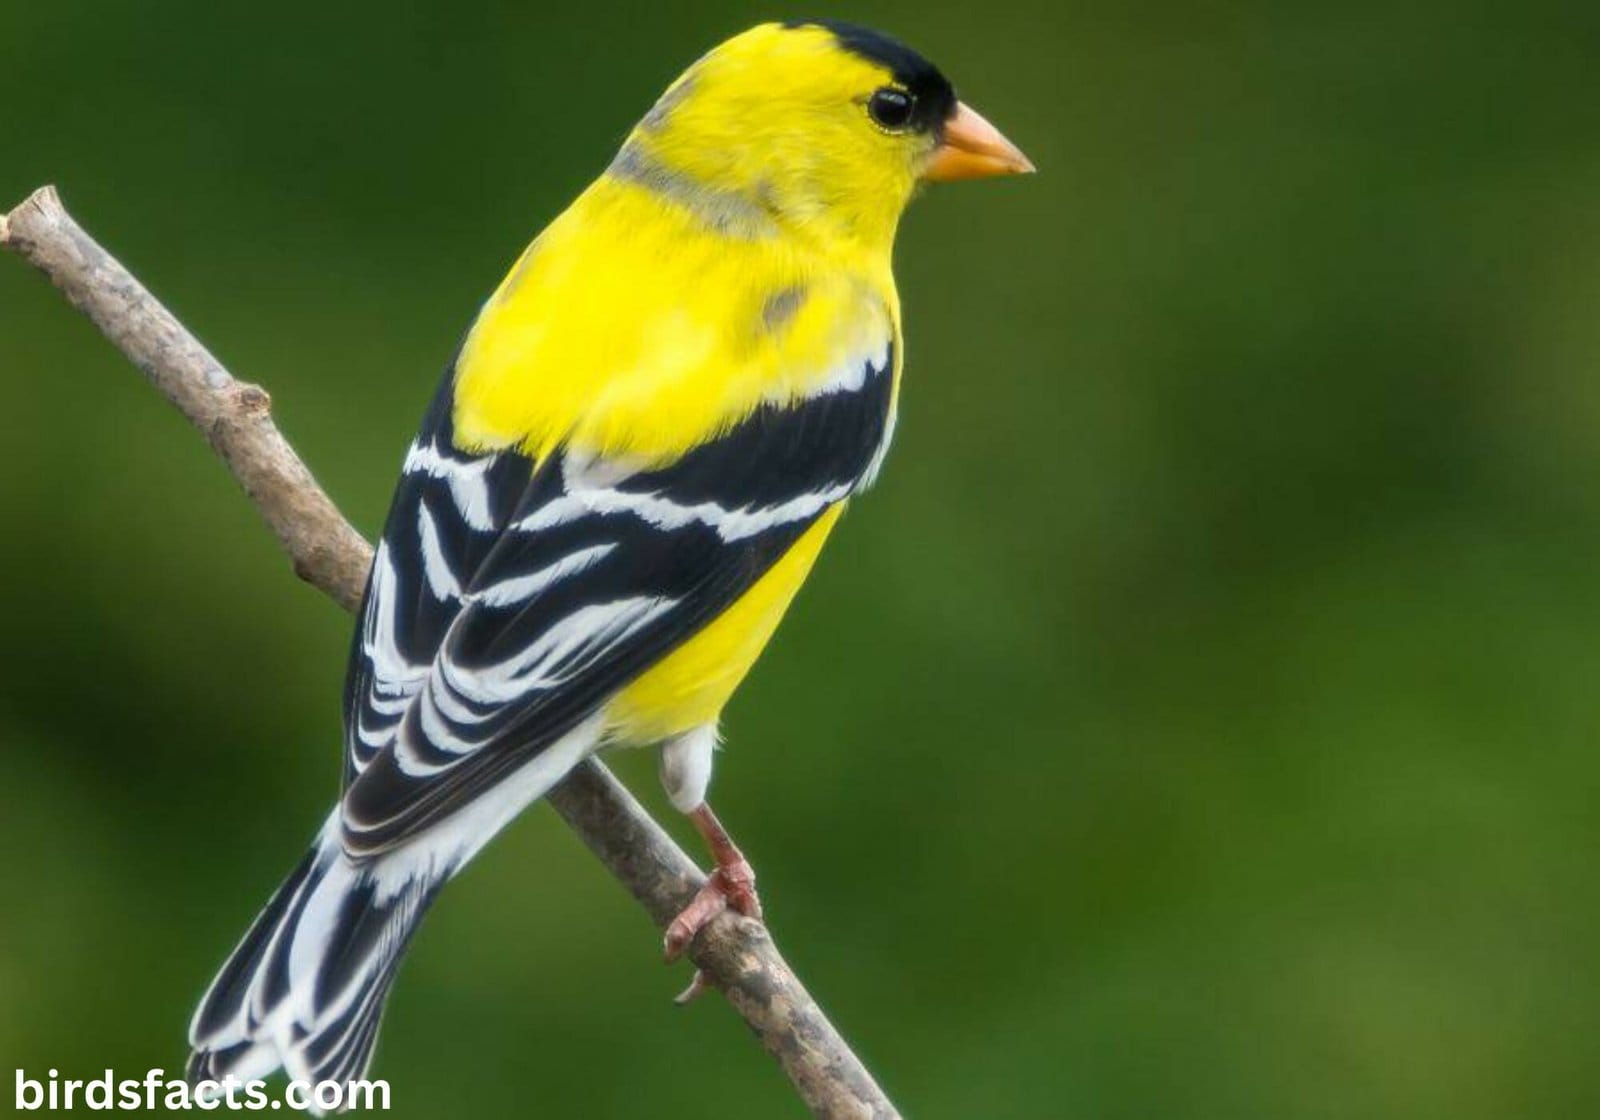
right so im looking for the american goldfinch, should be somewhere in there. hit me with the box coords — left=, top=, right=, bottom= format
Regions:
left=188, top=19, right=1031, bottom=1087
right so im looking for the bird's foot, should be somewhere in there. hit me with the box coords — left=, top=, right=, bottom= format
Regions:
left=665, top=802, right=763, bottom=1003
left=673, top=968, right=713, bottom=1005
left=664, top=860, right=762, bottom=1005
left=663, top=858, right=762, bottom=963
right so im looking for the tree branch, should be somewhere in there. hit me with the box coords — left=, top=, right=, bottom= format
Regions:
left=3, top=185, right=899, bottom=1120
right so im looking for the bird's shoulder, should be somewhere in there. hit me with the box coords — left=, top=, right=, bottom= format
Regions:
left=449, top=178, right=900, bottom=467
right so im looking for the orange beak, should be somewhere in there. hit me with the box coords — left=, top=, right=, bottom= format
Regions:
left=922, top=101, right=1036, bottom=182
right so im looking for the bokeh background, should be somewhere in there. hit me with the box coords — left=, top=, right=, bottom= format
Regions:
left=3, top=2, right=1599, bottom=1116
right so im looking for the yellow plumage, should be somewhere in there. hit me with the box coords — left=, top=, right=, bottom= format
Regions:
left=449, top=24, right=924, bottom=741
left=189, top=19, right=1030, bottom=1088
left=609, top=505, right=844, bottom=741
left=454, top=175, right=900, bottom=465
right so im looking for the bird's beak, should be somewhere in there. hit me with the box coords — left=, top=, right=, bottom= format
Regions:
left=922, top=101, right=1036, bottom=182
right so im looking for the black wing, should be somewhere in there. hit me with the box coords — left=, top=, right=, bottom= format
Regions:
left=339, top=344, right=896, bottom=854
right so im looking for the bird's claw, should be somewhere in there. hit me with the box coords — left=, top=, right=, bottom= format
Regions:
left=673, top=968, right=713, bottom=1005
left=662, top=861, right=763, bottom=964
left=717, top=857, right=762, bottom=922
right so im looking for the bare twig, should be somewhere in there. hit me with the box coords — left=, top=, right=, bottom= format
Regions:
left=3, top=185, right=899, bottom=1120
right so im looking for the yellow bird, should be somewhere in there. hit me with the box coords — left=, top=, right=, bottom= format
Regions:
left=189, top=19, right=1031, bottom=1087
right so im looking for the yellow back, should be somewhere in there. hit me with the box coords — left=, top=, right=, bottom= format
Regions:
left=453, top=179, right=898, bottom=466
left=449, top=22, right=926, bottom=467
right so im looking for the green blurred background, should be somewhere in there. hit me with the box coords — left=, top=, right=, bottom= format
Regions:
left=4, top=2, right=1599, bottom=1116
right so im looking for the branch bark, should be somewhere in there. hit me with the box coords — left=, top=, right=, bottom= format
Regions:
left=3, top=185, right=898, bottom=1120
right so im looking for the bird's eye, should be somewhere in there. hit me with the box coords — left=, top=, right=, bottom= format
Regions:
left=867, top=88, right=915, bottom=131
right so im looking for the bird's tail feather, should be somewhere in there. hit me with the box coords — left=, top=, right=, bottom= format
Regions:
left=186, top=812, right=443, bottom=1090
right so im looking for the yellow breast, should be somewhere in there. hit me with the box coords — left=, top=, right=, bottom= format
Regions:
left=606, top=505, right=843, bottom=743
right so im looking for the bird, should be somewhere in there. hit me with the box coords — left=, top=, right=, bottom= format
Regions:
left=187, top=18, right=1031, bottom=1090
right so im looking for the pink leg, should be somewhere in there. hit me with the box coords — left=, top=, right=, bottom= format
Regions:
left=663, top=804, right=764, bottom=998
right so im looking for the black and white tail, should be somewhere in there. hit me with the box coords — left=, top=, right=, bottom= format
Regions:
left=187, top=813, right=446, bottom=1089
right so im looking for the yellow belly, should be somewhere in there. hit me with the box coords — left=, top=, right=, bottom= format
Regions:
left=606, top=505, right=843, bottom=743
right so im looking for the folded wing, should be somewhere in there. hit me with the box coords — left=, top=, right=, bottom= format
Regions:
left=339, top=341, right=896, bottom=854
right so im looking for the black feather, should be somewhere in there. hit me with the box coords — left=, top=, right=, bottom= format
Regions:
left=338, top=345, right=896, bottom=853
left=786, top=19, right=957, bottom=132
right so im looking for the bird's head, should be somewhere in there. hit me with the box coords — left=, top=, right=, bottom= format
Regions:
left=609, top=21, right=1033, bottom=253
